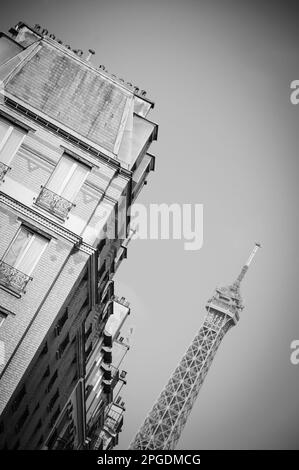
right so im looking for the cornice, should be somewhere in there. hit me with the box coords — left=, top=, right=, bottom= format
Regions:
left=0, top=192, right=95, bottom=255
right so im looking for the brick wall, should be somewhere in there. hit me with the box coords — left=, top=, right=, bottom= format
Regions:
left=0, top=205, right=73, bottom=375
left=0, top=250, right=90, bottom=449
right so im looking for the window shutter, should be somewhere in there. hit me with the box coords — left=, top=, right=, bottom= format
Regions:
left=3, top=226, right=31, bottom=267
left=17, top=233, right=48, bottom=275
left=61, top=163, right=88, bottom=201
left=3, top=226, right=48, bottom=276
left=46, top=154, right=89, bottom=202
left=0, top=120, right=25, bottom=165
left=47, top=155, right=74, bottom=196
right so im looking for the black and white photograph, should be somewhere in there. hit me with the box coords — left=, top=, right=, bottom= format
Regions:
left=0, top=0, right=298, bottom=458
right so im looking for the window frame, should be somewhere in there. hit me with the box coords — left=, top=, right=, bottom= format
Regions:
left=2, top=225, right=48, bottom=277
left=0, top=312, right=6, bottom=328
left=0, top=117, right=26, bottom=166
left=46, top=153, right=89, bottom=202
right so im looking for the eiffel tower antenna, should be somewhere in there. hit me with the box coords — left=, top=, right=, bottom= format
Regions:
left=129, top=243, right=261, bottom=449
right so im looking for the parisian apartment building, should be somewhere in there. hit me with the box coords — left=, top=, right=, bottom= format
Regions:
left=0, top=22, right=158, bottom=450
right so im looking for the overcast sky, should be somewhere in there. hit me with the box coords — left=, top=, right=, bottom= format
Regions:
left=1, top=0, right=299, bottom=449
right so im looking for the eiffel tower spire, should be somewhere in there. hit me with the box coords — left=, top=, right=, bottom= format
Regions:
left=129, top=243, right=261, bottom=450
left=232, top=242, right=261, bottom=292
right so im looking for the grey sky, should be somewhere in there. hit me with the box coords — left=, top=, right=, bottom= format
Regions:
left=1, top=0, right=298, bottom=449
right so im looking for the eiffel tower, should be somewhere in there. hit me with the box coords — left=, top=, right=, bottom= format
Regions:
left=129, top=244, right=261, bottom=449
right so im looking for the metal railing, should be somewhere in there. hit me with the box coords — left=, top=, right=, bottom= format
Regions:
left=0, top=162, right=11, bottom=182
left=0, top=260, right=32, bottom=293
left=104, top=404, right=124, bottom=434
left=35, top=186, right=75, bottom=220
left=113, top=295, right=130, bottom=308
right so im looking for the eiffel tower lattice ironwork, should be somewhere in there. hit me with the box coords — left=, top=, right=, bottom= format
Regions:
left=129, top=244, right=261, bottom=450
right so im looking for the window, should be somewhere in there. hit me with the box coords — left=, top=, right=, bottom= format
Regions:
left=33, top=419, right=42, bottom=434
left=98, top=262, right=106, bottom=281
left=71, top=371, right=78, bottom=384
left=47, top=370, right=58, bottom=393
left=0, top=226, right=48, bottom=294
left=47, top=154, right=89, bottom=201
left=0, top=119, right=25, bottom=181
left=54, top=310, right=68, bottom=336
left=47, top=429, right=58, bottom=449
left=36, top=154, right=89, bottom=220
left=0, top=312, right=6, bottom=328
left=15, top=406, right=29, bottom=432
left=28, top=419, right=42, bottom=445
left=11, top=385, right=26, bottom=412
left=37, top=434, right=44, bottom=448
left=71, top=354, right=77, bottom=365
left=81, top=294, right=90, bottom=311
left=98, top=237, right=106, bottom=253
left=56, top=333, right=70, bottom=359
left=42, top=365, right=50, bottom=380
left=39, top=341, right=48, bottom=358
left=85, top=384, right=93, bottom=399
left=85, top=323, right=92, bottom=341
left=12, top=439, right=20, bottom=450
left=47, top=389, right=59, bottom=412
left=117, top=193, right=127, bottom=240
left=50, top=406, right=61, bottom=428
left=32, top=402, right=40, bottom=415
left=85, top=342, right=92, bottom=359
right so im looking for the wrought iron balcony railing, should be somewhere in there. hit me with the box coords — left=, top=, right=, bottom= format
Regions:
left=0, top=260, right=32, bottom=294
left=104, top=404, right=124, bottom=435
left=0, top=162, right=11, bottom=182
left=35, top=186, right=75, bottom=220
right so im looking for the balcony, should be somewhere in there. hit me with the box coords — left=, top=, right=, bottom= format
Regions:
left=102, top=364, right=119, bottom=383
left=92, top=436, right=104, bottom=450
left=103, top=334, right=112, bottom=348
left=114, top=246, right=127, bottom=272
left=102, top=347, right=112, bottom=364
left=103, top=298, right=130, bottom=339
left=111, top=367, right=120, bottom=389
left=0, top=260, right=32, bottom=294
left=35, top=186, right=75, bottom=220
left=0, top=162, right=10, bottom=182
left=101, top=279, right=114, bottom=303
left=104, top=403, right=124, bottom=435
left=102, top=366, right=120, bottom=396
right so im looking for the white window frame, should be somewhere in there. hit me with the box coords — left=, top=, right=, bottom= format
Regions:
left=0, top=119, right=26, bottom=165
left=47, top=154, right=89, bottom=202
left=0, top=125, right=13, bottom=152
left=56, top=160, right=79, bottom=197
left=0, top=312, right=6, bottom=329
left=3, top=226, right=48, bottom=276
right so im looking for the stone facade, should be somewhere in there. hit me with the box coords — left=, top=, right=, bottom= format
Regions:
left=0, top=22, right=158, bottom=450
